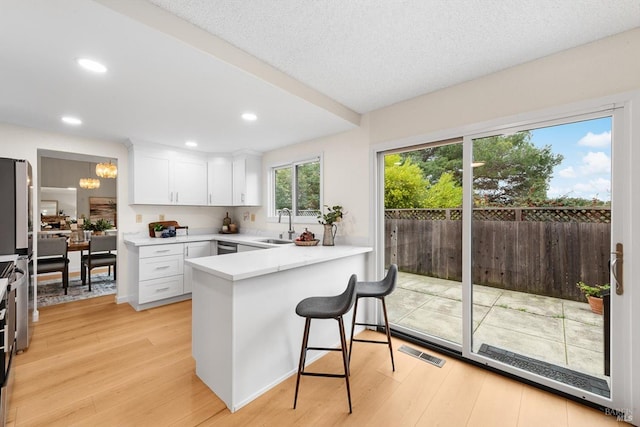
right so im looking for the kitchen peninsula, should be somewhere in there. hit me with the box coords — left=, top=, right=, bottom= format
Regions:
left=185, top=243, right=371, bottom=413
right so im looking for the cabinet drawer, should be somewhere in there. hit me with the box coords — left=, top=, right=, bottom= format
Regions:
left=139, top=276, right=183, bottom=304
left=140, top=243, right=184, bottom=258
left=139, top=254, right=184, bottom=281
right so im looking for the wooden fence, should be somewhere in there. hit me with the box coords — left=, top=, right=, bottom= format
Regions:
left=385, top=208, right=611, bottom=301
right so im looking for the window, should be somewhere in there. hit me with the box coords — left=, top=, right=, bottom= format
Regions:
left=271, top=156, right=322, bottom=221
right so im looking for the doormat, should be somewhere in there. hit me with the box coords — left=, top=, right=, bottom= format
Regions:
left=399, top=345, right=446, bottom=367
left=37, top=273, right=116, bottom=307
left=478, top=344, right=610, bottom=398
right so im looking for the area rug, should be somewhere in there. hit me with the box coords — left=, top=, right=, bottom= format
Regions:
left=478, top=344, right=610, bottom=398
left=37, top=273, right=116, bottom=307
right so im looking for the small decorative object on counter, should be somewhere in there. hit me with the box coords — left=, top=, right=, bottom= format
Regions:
left=317, top=205, right=345, bottom=246
left=153, top=223, right=164, bottom=238
left=221, top=212, right=237, bottom=233
left=295, top=228, right=319, bottom=246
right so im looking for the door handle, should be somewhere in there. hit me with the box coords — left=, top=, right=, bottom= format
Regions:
left=611, top=242, right=623, bottom=295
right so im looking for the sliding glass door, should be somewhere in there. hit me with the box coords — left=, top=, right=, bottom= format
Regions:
left=380, top=107, right=629, bottom=409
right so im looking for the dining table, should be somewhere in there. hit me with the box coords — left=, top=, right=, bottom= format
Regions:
left=67, top=240, right=89, bottom=255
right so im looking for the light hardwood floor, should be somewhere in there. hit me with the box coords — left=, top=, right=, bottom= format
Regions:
left=8, top=295, right=623, bottom=426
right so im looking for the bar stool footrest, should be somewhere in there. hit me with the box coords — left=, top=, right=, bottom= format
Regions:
left=301, top=372, right=346, bottom=378
left=352, top=338, right=390, bottom=345
left=306, top=346, right=342, bottom=352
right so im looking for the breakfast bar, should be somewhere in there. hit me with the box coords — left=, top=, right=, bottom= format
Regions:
left=185, top=244, right=371, bottom=412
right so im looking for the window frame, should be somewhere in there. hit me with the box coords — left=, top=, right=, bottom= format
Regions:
left=268, top=154, right=323, bottom=224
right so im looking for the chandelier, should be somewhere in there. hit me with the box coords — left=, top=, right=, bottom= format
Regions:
left=79, top=178, right=100, bottom=189
left=96, top=161, right=117, bottom=178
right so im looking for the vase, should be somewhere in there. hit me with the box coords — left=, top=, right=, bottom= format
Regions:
left=587, top=296, right=603, bottom=315
left=322, top=224, right=337, bottom=246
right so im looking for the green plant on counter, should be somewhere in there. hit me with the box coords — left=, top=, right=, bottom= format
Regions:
left=317, top=205, right=345, bottom=225
left=153, top=223, right=164, bottom=232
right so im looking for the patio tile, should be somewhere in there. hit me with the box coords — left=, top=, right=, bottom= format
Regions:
left=472, top=323, right=567, bottom=367
left=395, top=307, right=463, bottom=345
left=418, top=296, right=491, bottom=325
left=494, top=289, right=563, bottom=317
left=482, top=306, right=565, bottom=343
left=564, top=318, right=604, bottom=351
left=566, top=344, right=607, bottom=378
left=386, top=288, right=432, bottom=323
left=563, top=299, right=603, bottom=327
left=471, top=286, right=503, bottom=307
left=388, top=272, right=604, bottom=381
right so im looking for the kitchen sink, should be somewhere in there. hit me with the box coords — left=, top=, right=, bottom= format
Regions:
left=257, top=238, right=293, bottom=245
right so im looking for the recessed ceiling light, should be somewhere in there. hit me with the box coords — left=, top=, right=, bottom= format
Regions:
left=77, top=58, right=108, bottom=73
left=61, top=116, right=82, bottom=126
left=241, top=112, right=257, bottom=121
left=185, top=141, right=198, bottom=147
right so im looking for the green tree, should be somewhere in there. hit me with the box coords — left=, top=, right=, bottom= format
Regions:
left=423, top=172, right=463, bottom=208
left=384, top=154, right=429, bottom=208
left=404, top=132, right=563, bottom=206
left=275, top=167, right=292, bottom=210
left=296, top=161, right=320, bottom=213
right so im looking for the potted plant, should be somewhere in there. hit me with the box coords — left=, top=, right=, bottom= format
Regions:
left=576, top=281, right=610, bottom=315
left=153, top=223, right=164, bottom=238
left=317, top=205, right=345, bottom=246
left=92, top=218, right=113, bottom=235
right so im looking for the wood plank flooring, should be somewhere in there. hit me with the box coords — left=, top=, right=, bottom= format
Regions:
left=8, top=295, right=622, bottom=426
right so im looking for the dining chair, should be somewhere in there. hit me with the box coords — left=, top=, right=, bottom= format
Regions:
left=81, top=235, right=117, bottom=291
left=34, top=237, right=70, bottom=294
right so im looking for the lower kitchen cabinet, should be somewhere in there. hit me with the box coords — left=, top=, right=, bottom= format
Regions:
left=128, top=242, right=189, bottom=310
left=184, top=241, right=211, bottom=293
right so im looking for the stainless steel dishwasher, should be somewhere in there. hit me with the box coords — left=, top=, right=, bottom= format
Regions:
left=216, top=241, right=237, bottom=255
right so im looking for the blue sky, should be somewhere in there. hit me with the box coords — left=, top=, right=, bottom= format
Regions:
left=529, top=116, right=612, bottom=201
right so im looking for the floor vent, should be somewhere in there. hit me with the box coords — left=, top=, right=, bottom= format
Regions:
left=399, top=345, right=446, bottom=368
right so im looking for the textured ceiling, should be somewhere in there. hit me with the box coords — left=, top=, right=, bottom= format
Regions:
left=148, top=0, right=640, bottom=113
left=0, top=1, right=639, bottom=154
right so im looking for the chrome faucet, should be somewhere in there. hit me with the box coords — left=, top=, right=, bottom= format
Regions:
left=279, top=208, right=295, bottom=240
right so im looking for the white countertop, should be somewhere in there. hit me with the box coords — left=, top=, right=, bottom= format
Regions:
left=124, top=233, right=276, bottom=247
left=185, top=244, right=372, bottom=281
left=124, top=233, right=307, bottom=249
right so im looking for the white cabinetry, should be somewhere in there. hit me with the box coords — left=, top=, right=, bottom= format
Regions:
left=129, top=243, right=190, bottom=310
left=184, top=241, right=211, bottom=293
left=207, top=156, right=233, bottom=206
left=129, top=145, right=207, bottom=205
left=232, top=153, right=261, bottom=206
left=174, top=158, right=208, bottom=205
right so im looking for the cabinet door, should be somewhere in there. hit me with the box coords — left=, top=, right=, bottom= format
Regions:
left=132, top=151, right=171, bottom=204
left=207, top=156, right=233, bottom=205
left=232, top=157, right=246, bottom=205
left=173, top=158, right=208, bottom=205
left=232, top=154, right=261, bottom=206
left=184, top=241, right=211, bottom=293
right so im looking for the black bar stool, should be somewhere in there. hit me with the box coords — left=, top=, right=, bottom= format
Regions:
left=293, top=274, right=358, bottom=413
left=349, top=264, right=398, bottom=371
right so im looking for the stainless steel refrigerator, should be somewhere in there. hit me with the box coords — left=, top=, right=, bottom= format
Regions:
left=0, top=157, right=33, bottom=351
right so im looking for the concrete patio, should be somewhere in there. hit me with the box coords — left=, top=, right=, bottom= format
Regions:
left=386, top=272, right=607, bottom=383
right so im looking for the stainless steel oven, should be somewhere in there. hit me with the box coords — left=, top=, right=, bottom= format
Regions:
left=0, top=261, right=17, bottom=427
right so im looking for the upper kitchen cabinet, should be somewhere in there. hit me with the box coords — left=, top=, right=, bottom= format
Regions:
left=207, top=155, right=233, bottom=206
left=129, top=144, right=208, bottom=205
left=232, top=153, right=261, bottom=206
